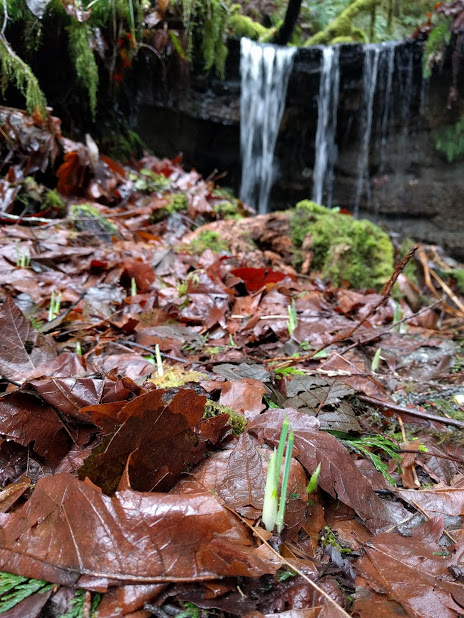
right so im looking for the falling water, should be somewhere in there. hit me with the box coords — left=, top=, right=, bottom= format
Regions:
left=240, top=38, right=296, bottom=214
left=354, top=44, right=380, bottom=216
left=378, top=41, right=397, bottom=174
left=312, top=45, right=340, bottom=207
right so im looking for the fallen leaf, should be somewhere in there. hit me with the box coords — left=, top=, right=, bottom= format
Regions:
left=81, top=388, right=207, bottom=493
left=356, top=517, right=464, bottom=617
left=0, top=473, right=277, bottom=584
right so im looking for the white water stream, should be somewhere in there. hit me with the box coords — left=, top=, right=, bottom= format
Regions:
left=354, top=44, right=381, bottom=216
left=240, top=38, right=296, bottom=214
left=312, top=45, right=340, bottom=207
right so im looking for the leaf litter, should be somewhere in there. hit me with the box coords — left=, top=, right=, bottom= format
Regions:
left=1, top=106, right=464, bottom=615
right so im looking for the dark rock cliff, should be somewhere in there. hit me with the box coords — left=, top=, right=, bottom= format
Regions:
left=135, top=38, right=464, bottom=257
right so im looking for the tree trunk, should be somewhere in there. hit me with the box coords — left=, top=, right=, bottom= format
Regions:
left=273, top=0, right=303, bottom=46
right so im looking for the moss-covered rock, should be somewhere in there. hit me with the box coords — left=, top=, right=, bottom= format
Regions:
left=71, top=203, right=118, bottom=242
left=290, top=201, right=393, bottom=290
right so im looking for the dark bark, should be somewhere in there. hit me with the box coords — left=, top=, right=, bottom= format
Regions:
left=273, top=0, right=303, bottom=46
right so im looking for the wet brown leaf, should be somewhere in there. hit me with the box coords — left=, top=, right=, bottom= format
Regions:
left=216, top=433, right=265, bottom=517
left=356, top=517, right=464, bottom=617
left=219, top=378, right=266, bottom=421
left=0, top=390, right=70, bottom=464
left=81, top=389, right=207, bottom=493
left=0, top=473, right=278, bottom=584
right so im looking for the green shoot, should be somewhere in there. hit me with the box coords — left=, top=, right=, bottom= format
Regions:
left=131, top=277, right=137, bottom=297
left=262, top=449, right=278, bottom=532
left=276, top=426, right=294, bottom=534
left=275, top=415, right=289, bottom=487
left=371, top=347, right=383, bottom=372
left=264, top=396, right=280, bottom=409
left=229, top=333, right=237, bottom=347
left=15, top=241, right=30, bottom=268
left=154, top=344, right=164, bottom=377
left=306, top=462, right=321, bottom=495
left=276, top=568, right=297, bottom=581
left=393, top=302, right=408, bottom=333
left=262, top=416, right=294, bottom=535
left=0, top=572, right=51, bottom=613
left=287, top=299, right=297, bottom=337
left=48, top=290, right=61, bottom=321
left=75, top=341, right=82, bottom=356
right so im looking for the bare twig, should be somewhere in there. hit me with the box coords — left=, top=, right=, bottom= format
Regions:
left=2, top=0, right=8, bottom=35
left=338, top=297, right=444, bottom=355
left=359, top=394, right=464, bottom=429
left=411, top=500, right=456, bottom=544
left=225, top=507, right=351, bottom=618
left=267, top=245, right=418, bottom=366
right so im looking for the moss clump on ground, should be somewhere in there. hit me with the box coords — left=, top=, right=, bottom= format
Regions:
left=290, top=201, right=393, bottom=290
left=189, top=230, right=228, bottom=254
left=43, top=188, right=66, bottom=213
left=71, top=203, right=118, bottom=241
left=212, top=200, right=243, bottom=221
left=203, top=400, right=247, bottom=436
left=150, top=192, right=188, bottom=222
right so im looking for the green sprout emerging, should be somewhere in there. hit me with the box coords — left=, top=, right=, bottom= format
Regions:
left=287, top=300, right=298, bottom=337
left=48, top=290, right=62, bottom=322
left=154, top=344, right=164, bottom=377
left=306, top=462, right=321, bottom=495
left=15, top=242, right=30, bottom=268
left=131, top=277, right=137, bottom=297
left=262, top=415, right=294, bottom=535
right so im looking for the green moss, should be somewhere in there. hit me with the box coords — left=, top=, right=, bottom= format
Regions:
left=71, top=203, right=118, bottom=241
left=199, top=0, right=229, bottom=77
left=229, top=5, right=274, bottom=41
left=203, top=400, right=247, bottom=436
left=290, top=201, right=393, bottom=290
left=150, top=192, right=188, bottom=222
left=67, top=21, right=99, bottom=119
left=330, top=35, right=357, bottom=44
left=0, top=35, right=47, bottom=116
left=43, top=189, right=65, bottom=213
left=306, top=0, right=376, bottom=46
left=130, top=169, right=171, bottom=193
left=189, top=230, right=228, bottom=254
left=434, top=116, right=464, bottom=163
left=423, top=16, right=452, bottom=78
left=212, top=200, right=243, bottom=220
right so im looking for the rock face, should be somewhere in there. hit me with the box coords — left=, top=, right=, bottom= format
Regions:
left=135, top=38, right=464, bottom=257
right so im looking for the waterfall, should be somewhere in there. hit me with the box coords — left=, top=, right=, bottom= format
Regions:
left=312, top=46, right=340, bottom=207
left=378, top=41, right=397, bottom=174
left=354, top=44, right=380, bottom=216
left=240, top=38, right=296, bottom=215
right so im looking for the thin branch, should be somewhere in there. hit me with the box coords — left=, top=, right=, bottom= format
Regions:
left=268, top=245, right=418, bottom=366
left=358, top=394, right=464, bottom=429
left=2, top=0, right=8, bottom=35
left=225, top=506, right=351, bottom=618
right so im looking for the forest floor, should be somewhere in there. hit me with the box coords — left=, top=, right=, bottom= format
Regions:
left=1, top=107, right=464, bottom=617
